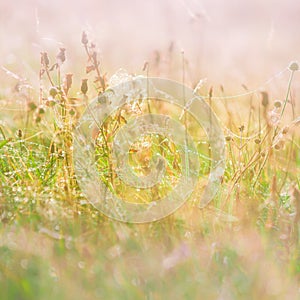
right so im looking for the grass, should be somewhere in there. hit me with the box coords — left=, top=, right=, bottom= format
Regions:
left=0, top=32, right=299, bottom=299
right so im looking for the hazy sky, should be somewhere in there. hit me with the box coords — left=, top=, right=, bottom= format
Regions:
left=1, top=0, right=300, bottom=87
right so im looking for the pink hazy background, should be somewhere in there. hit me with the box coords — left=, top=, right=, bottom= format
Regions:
left=0, top=0, right=300, bottom=93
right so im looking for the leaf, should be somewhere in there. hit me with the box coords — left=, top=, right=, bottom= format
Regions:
left=86, top=65, right=95, bottom=74
left=0, top=139, right=10, bottom=149
left=49, top=63, right=58, bottom=71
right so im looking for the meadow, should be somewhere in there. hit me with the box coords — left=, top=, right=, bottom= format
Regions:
left=0, top=1, right=300, bottom=299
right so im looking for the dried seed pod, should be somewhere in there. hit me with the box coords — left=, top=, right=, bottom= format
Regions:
left=56, top=48, right=66, bottom=66
left=41, top=52, right=50, bottom=68
left=274, top=140, right=284, bottom=150
left=261, top=91, right=269, bottom=107
left=239, top=125, right=245, bottom=132
left=254, top=138, right=261, bottom=144
left=274, top=100, right=282, bottom=108
left=289, top=61, right=299, bottom=72
left=81, top=79, right=88, bottom=95
left=81, top=31, right=88, bottom=45
left=282, top=126, right=289, bottom=134
left=64, top=73, right=73, bottom=94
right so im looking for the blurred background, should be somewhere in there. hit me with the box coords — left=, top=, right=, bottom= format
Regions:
left=0, top=0, right=300, bottom=96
